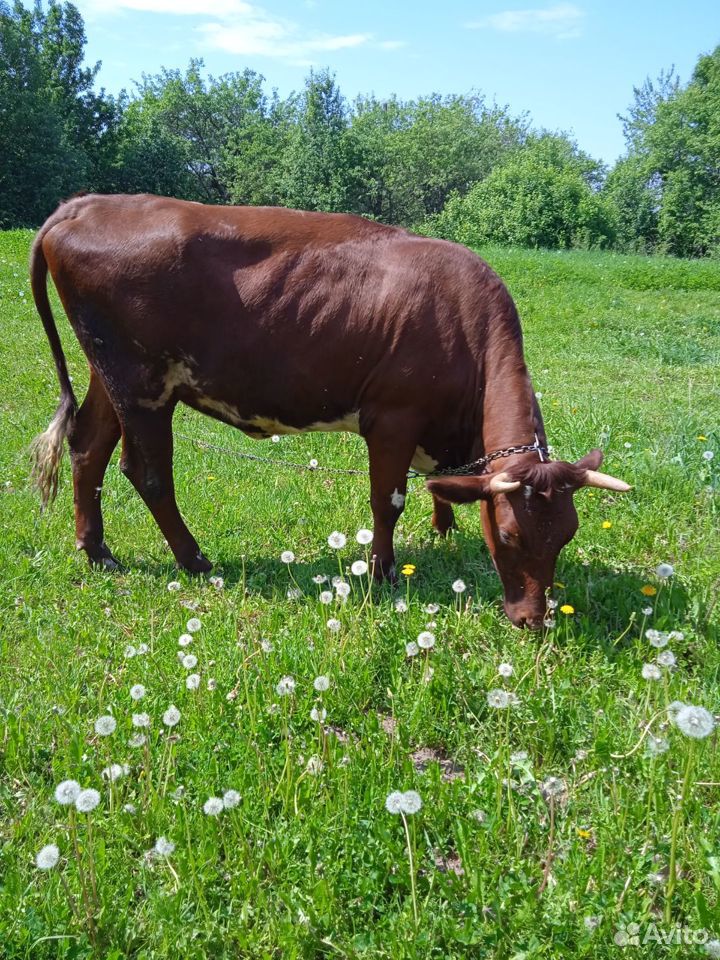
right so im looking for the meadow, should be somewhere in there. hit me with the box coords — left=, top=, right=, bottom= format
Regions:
left=1, top=229, right=719, bottom=958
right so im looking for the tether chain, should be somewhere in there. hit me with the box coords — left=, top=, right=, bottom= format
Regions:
left=177, top=431, right=549, bottom=481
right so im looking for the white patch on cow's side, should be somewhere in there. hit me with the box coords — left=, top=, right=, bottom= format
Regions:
left=410, top=445, right=439, bottom=474
left=195, top=394, right=244, bottom=426
left=244, top=412, right=360, bottom=437
left=391, top=488, right=406, bottom=509
left=138, top=360, right=197, bottom=410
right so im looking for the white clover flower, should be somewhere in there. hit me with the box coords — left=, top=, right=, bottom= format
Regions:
left=310, top=706, right=327, bottom=723
left=394, top=599, right=408, bottom=613
left=451, top=579, right=466, bottom=594
left=351, top=560, right=368, bottom=576
left=154, top=836, right=175, bottom=856
left=305, top=755, right=324, bottom=775
left=327, top=618, right=341, bottom=633
left=498, top=662, right=513, bottom=678
left=129, top=733, right=146, bottom=747
left=36, top=844, right=60, bottom=870
left=657, top=650, right=676, bottom=668
left=385, top=791, right=405, bottom=814
left=487, top=689, right=510, bottom=709
left=675, top=705, right=716, bottom=740
left=94, top=715, right=117, bottom=737
left=655, top=563, right=674, bottom=579
left=280, top=550, right=295, bottom=564
left=163, top=705, right=181, bottom=727
left=541, top=777, right=566, bottom=800
left=642, top=663, right=662, bottom=681
left=167, top=581, right=181, bottom=592
left=182, top=653, right=198, bottom=670
left=178, top=633, right=193, bottom=647
left=642, top=606, right=654, bottom=616
left=276, top=675, right=296, bottom=696
left=406, top=641, right=419, bottom=658
left=130, top=684, right=146, bottom=701
left=312, top=574, right=328, bottom=584
left=308, top=458, right=319, bottom=469
left=223, top=789, right=241, bottom=809
left=313, top=675, right=330, bottom=692
left=356, top=528, right=373, bottom=545
left=400, top=790, right=422, bottom=814
left=261, top=638, right=274, bottom=653
left=319, top=590, right=333, bottom=604
left=75, top=788, right=101, bottom=813
left=102, top=763, right=128, bottom=782
left=54, top=780, right=81, bottom=805
left=132, top=712, right=150, bottom=728
left=646, top=735, right=669, bottom=756
left=417, top=631, right=435, bottom=650
left=271, top=434, right=280, bottom=443
left=423, top=603, right=439, bottom=614
left=702, top=450, right=714, bottom=461
left=186, top=617, right=202, bottom=633
left=203, top=797, right=224, bottom=816
left=124, top=644, right=137, bottom=658
left=186, top=673, right=201, bottom=690
left=327, top=531, right=347, bottom=549
left=335, top=581, right=351, bottom=599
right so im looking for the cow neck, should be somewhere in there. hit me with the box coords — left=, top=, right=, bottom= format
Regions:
left=478, top=332, right=546, bottom=465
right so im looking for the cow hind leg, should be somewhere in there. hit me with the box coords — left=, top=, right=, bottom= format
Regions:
left=364, top=414, right=419, bottom=581
left=68, top=372, right=121, bottom=569
left=431, top=495, right=456, bottom=537
left=118, top=406, right=212, bottom=573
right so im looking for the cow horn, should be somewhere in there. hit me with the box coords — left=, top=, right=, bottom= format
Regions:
left=489, top=472, right=522, bottom=494
left=583, top=470, right=632, bottom=492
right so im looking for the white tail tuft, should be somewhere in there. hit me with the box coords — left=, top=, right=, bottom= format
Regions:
left=30, top=401, right=75, bottom=510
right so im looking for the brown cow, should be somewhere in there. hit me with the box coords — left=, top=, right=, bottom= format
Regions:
left=30, top=194, right=629, bottom=628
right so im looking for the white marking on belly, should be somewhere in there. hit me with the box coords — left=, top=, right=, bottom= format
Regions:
left=195, top=394, right=244, bottom=426
left=410, top=446, right=438, bottom=474
left=138, top=360, right=197, bottom=410
left=243, top=412, right=360, bottom=436
left=391, top=488, right=405, bottom=509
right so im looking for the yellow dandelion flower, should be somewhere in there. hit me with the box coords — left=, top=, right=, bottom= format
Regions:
left=640, top=585, right=657, bottom=596
left=576, top=827, right=592, bottom=840
left=401, top=564, right=416, bottom=577
left=560, top=604, right=575, bottom=615
left=602, top=521, right=612, bottom=529
left=207, top=475, right=216, bottom=481
left=697, top=436, right=707, bottom=442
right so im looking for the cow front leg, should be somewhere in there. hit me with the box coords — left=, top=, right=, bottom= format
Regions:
left=68, top=371, right=121, bottom=569
left=431, top=495, right=456, bottom=537
left=118, top=408, right=212, bottom=573
left=364, top=416, right=419, bottom=581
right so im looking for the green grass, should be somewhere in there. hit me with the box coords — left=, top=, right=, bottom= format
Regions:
left=1, top=231, right=719, bottom=958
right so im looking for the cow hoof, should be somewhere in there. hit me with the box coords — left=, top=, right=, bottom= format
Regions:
left=372, top=560, right=397, bottom=586
left=86, top=543, right=120, bottom=571
left=181, top=552, right=213, bottom=575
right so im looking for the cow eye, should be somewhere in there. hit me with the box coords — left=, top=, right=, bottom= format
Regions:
left=498, top=528, right=518, bottom=546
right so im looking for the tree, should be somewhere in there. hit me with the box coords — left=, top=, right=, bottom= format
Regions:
left=431, top=135, right=615, bottom=250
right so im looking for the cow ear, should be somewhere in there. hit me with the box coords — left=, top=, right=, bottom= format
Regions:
left=574, top=448, right=604, bottom=471
left=574, top=448, right=632, bottom=492
left=427, top=475, right=494, bottom=504
left=427, top=472, right=521, bottom=504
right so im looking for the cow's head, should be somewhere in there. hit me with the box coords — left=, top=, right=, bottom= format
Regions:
left=427, top=449, right=630, bottom=629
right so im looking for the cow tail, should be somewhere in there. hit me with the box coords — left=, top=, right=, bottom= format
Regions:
left=29, top=224, right=78, bottom=510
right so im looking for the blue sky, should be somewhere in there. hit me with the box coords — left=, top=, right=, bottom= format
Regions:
left=75, top=0, right=718, bottom=164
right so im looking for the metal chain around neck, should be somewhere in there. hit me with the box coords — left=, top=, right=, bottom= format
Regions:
left=411, top=432, right=549, bottom=479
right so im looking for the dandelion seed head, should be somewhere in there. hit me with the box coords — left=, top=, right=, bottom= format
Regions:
left=186, top=617, right=202, bottom=633
left=394, top=599, right=408, bottom=613
left=498, top=662, right=513, bottom=678
left=280, top=550, right=295, bottom=564
left=351, top=560, right=368, bottom=576
left=702, top=450, right=714, bottom=461
left=667, top=701, right=686, bottom=722
left=335, top=581, right=351, bottom=598
left=406, top=641, right=419, bottom=657
left=642, top=663, right=662, bottom=681
left=124, top=644, right=137, bottom=658
left=186, top=673, right=201, bottom=690
left=182, top=653, right=198, bottom=670
left=286, top=587, right=302, bottom=600
left=417, top=631, right=435, bottom=650
left=400, top=790, right=422, bottom=814
left=154, top=836, right=175, bottom=856
left=655, top=563, right=674, bottom=579
left=306, top=755, right=324, bottom=775
left=163, top=705, right=181, bottom=727
left=326, top=618, right=341, bottom=633
left=167, top=581, right=181, bottom=592
left=203, top=796, right=223, bottom=816
left=178, top=633, right=193, bottom=647
left=385, top=790, right=404, bottom=814
left=130, top=684, right=146, bottom=701
left=675, top=704, right=716, bottom=739
left=487, top=689, right=510, bottom=709
left=423, top=603, right=439, bottom=614
left=657, top=650, right=676, bottom=668
left=75, top=788, right=101, bottom=813
left=319, top=589, right=334, bottom=605
left=327, top=531, right=347, bottom=549
left=129, top=733, right=147, bottom=747
left=312, top=574, right=328, bottom=584
left=451, top=579, right=466, bottom=594
left=642, top=606, right=654, bottom=616
left=356, top=528, right=373, bottom=545
left=54, top=779, right=81, bottom=805
left=132, top=712, right=150, bottom=728
left=209, top=575, right=224, bottom=590
left=276, top=675, right=296, bottom=696
left=261, top=638, right=274, bottom=653
left=646, top=629, right=668, bottom=648
left=313, top=675, right=330, bottom=692
left=668, top=630, right=685, bottom=642
left=223, top=789, right=241, bottom=809
left=102, top=763, right=128, bottom=782
left=541, top=777, right=566, bottom=800
left=94, top=715, right=117, bottom=737
left=310, top=706, right=327, bottom=723
left=646, top=735, right=669, bottom=756
left=308, top=458, right=318, bottom=469
left=36, top=844, right=60, bottom=870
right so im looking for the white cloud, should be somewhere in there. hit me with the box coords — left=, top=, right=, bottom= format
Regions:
left=467, top=3, right=584, bottom=39
left=81, top=0, right=402, bottom=60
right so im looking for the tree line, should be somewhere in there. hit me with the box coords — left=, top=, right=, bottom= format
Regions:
left=2, top=0, right=719, bottom=258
